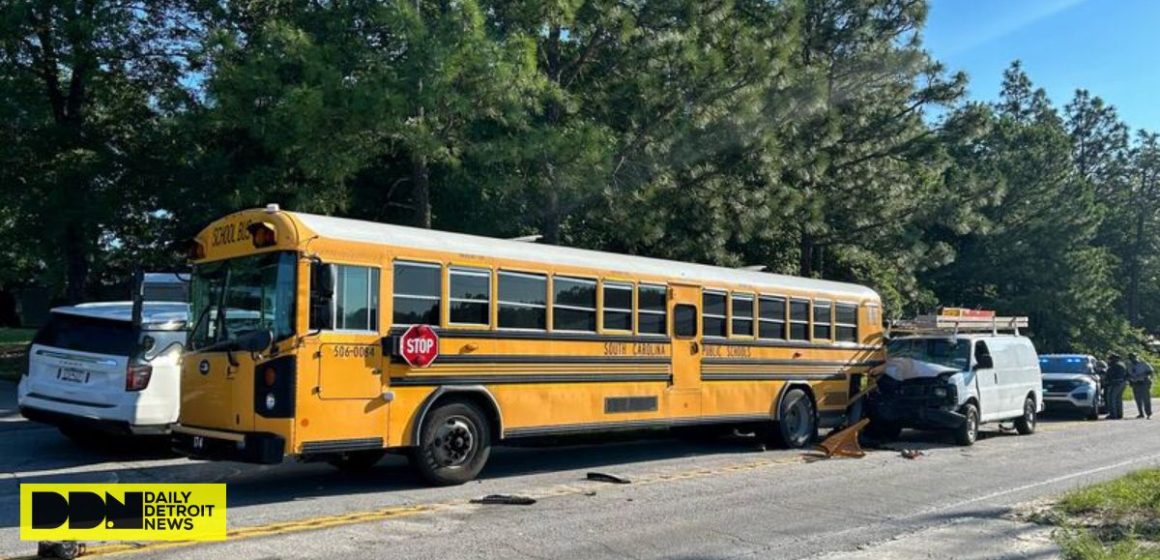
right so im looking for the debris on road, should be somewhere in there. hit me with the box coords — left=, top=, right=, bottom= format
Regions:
left=900, top=449, right=925, bottom=460
left=470, top=495, right=537, bottom=506
left=586, top=472, right=631, bottom=484
left=37, top=541, right=83, bottom=560
left=813, top=418, right=869, bottom=459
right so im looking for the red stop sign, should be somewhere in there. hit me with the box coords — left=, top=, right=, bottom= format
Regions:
left=399, top=324, right=439, bottom=368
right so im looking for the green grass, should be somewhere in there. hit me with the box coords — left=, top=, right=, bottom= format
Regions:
left=0, top=328, right=32, bottom=382
left=0, top=328, right=33, bottom=345
left=1121, top=384, right=1160, bottom=401
left=1048, top=469, right=1160, bottom=559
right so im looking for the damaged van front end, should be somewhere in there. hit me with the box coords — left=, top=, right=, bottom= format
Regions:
left=870, top=360, right=969, bottom=430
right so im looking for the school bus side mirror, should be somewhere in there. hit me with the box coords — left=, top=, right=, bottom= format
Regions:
left=309, top=261, right=337, bottom=331
left=237, top=329, right=273, bottom=353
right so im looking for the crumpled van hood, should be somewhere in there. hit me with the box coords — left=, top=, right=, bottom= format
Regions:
left=883, top=357, right=962, bottom=381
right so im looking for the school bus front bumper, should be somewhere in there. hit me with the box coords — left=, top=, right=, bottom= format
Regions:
left=172, top=424, right=285, bottom=464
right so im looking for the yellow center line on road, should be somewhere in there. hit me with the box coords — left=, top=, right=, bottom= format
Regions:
left=2, top=504, right=438, bottom=560
left=3, top=451, right=814, bottom=560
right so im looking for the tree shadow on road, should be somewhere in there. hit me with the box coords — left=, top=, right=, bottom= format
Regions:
left=0, top=431, right=787, bottom=529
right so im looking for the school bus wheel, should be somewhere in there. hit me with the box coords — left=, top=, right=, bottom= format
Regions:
left=327, top=450, right=387, bottom=473
left=411, top=399, right=493, bottom=486
left=768, top=387, right=817, bottom=449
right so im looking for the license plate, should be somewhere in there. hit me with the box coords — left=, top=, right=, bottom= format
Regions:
left=58, top=367, right=89, bottom=384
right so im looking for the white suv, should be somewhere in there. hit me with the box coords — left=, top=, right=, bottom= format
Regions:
left=17, top=302, right=188, bottom=440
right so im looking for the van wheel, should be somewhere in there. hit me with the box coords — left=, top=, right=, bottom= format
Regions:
left=411, top=400, right=491, bottom=486
left=327, top=450, right=386, bottom=473
left=1015, top=397, right=1037, bottom=435
left=954, top=403, right=979, bottom=446
left=770, top=388, right=816, bottom=448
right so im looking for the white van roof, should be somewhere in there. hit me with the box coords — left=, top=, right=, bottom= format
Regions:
left=52, top=301, right=190, bottom=329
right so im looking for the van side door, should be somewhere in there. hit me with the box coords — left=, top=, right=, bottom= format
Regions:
left=974, top=340, right=1002, bottom=422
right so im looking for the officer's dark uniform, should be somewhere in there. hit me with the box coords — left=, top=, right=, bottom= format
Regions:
left=1129, top=353, right=1154, bottom=418
left=1106, top=355, right=1129, bottom=420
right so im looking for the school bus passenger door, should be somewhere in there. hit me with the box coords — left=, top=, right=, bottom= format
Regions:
left=668, top=284, right=702, bottom=418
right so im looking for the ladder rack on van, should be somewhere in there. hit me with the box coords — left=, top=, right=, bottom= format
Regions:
left=889, top=314, right=1029, bottom=337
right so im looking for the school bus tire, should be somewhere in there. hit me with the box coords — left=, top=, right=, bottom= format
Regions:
left=769, top=387, right=816, bottom=448
left=412, top=399, right=492, bottom=486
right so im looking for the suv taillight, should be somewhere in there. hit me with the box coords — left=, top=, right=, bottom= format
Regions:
left=126, top=363, right=153, bottom=391
left=22, top=344, right=31, bottom=376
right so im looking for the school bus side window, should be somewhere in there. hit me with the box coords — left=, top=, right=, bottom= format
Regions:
left=731, top=293, right=754, bottom=337
left=449, top=267, right=490, bottom=326
left=335, top=265, right=380, bottom=331
left=789, top=299, right=810, bottom=340
left=758, top=296, right=786, bottom=340
left=554, top=276, right=597, bottom=332
left=393, top=261, right=440, bottom=325
left=603, top=281, right=633, bottom=331
left=703, top=290, right=727, bottom=337
left=498, top=271, right=547, bottom=330
left=637, top=284, right=667, bottom=335
left=836, top=303, right=858, bottom=343
left=813, top=300, right=833, bottom=340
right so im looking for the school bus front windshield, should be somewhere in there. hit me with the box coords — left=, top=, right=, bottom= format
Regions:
left=189, top=251, right=297, bottom=350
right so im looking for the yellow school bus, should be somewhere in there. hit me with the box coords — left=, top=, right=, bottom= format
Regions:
left=173, top=205, right=884, bottom=485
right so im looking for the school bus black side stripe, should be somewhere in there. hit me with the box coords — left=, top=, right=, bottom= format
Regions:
left=701, top=373, right=845, bottom=381
left=388, top=327, right=671, bottom=345
left=504, top=414, right=771, bottom=438
left=701, top=358, right=882, bottom=367
left=390, top=373, right=672, bottom=386
left=433, top=355, right=671, bottom=365
left=702, top=337, right=879, bottom=351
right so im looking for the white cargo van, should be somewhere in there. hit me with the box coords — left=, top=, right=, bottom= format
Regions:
left=868, top=314, right=1043, bottom=445
left=17, top=302, right=189, bottom=440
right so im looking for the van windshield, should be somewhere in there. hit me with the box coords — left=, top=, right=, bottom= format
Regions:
left=190, top=252, right=296, bottom=350
left=886, top=338, right=972, bottom=371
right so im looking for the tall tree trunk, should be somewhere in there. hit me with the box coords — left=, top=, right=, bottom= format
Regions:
left=799, top=225, right=814, bottom=277
left=540, top=24, right=563, bottom=245
left=1128, top=199, right=1147, bottom=325
left=412, top=153, right=431, bottom=229
left=64, top=223, right=88, bottom=304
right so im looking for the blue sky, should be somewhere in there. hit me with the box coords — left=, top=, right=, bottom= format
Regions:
left=924, top=0, right=1160, bottom=133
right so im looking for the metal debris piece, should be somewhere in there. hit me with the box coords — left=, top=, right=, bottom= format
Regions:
left=586, top=472, right=631, bottom=484
left=469, top=494, right=537, bottom=505
left=900, top=449, right=925, bottom=460
left=37, top=541, right=83, bottom=560
left=814, top=418, right=870, bottom=459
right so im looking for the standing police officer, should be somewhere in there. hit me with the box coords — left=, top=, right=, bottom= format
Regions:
left=1106, top=353, right=1128, bottom=420
left=1129, top=352, right=1154, bottom=419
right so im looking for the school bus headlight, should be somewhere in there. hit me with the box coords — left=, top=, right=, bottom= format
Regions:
left=248, top=222, right=277, bottom=248
left=265, top=393, right=277, bottom=411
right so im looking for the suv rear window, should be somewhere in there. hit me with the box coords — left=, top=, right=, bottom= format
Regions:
left=32, top=313, right=137, bottom=356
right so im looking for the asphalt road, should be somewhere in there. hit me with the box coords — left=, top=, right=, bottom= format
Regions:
left=3, top=379, right=1160, bottom=560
